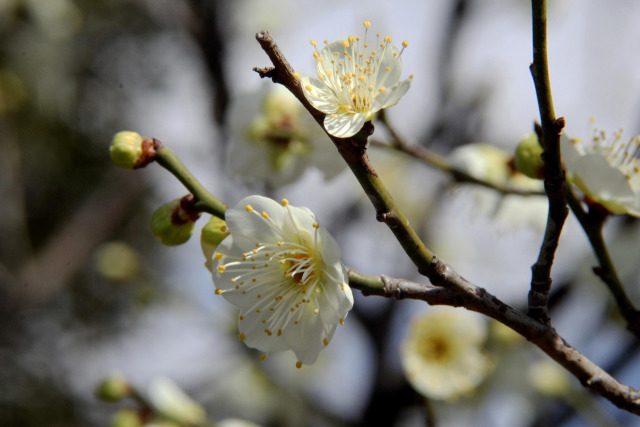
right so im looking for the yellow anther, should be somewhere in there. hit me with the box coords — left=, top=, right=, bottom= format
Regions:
left=260, top=353, right=267, bottom=361
left=264, top=329, right=272, bottom=336
left=380, top=43, right=384, bottom=48
left=277, top=241, right=283, bottom=246
left=305, top=85, right=312, bottom=92
left=363, top=21, right=371, bottom=28
left=323, top=338, right=329, bottom=346
left=310, top=40, right=317, bottom=47
left=239, top=315, right=244, bottom=320
left=313, top=51, right=319, bottom=59
left=324, top=40, right=328, bottom=44
left=339, top=318, right=345, bottom=325
left=385, top=36, right=392, bottom=43
left=238, top=333, right=246, bottom=341
left=409, top=74, right=414, bottom=79
left=215, top=289, right=223, bottom=295
left=292, top=72, right=300, bottom=79
left=402, top=40, right=408, bottom=48
left=386, top=66, right=390, bottom=71
left=261, top=211, right=269, bottom=219
left=277, top=329, right=282, bottom=336
left=281, top=198, right=289, bottom=206
left=215, top=253, right=223, bottom=260
left=378, top=86, right=386, bottom=92
left=245, top=205, right=253, bottom=212
left=358, top=75, right=366, bottom=81
left=342, top=40, right=349, bottom=48
left=349, top=36, right=355, bottom=43
left=314, top=308, right=319, bottom=315
left=252, top=249, right=258, bottom=254
left=217, top=265, right=226, bottom=273
left=313, top=222, right=320, bottom=229
left=296, top=361, right=303, bottom=369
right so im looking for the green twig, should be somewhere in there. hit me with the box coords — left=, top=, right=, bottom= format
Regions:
left=527, top=0, right=569, bottom=325
left=153, top=139, right=227, bottom=219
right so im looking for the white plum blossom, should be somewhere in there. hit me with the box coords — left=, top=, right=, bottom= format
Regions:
left=561, top=126, right=640, bottom=216
left=212, top=195, right=353, bottom=367
left=401, top=310, right=493, bottom=401
left=301, top=21, right=413, bottom=138
left=228, top=84, right=345, bottom=188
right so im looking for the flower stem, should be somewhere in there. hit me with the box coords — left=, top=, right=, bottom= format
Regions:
left=153, top=139, right=227, bottom=219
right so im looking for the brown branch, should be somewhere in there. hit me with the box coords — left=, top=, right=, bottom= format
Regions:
left=255, top=29, right=640, bottom=415
left=348, top=266, right=640, bottom=414
left=527, top=0, right=569, bottom=325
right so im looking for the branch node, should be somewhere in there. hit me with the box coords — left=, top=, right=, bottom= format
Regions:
left=253, top=66, right=277, bottom=79
left=376, top=211, right=390, bottom=222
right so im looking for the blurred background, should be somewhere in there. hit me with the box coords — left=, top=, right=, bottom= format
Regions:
left=2, top=0, right=640, bottom=425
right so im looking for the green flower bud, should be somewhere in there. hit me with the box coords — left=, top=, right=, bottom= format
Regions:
left=95, top=374, right=132, bottom=402
left=147, top=377, right=207, bottom=426
left=151, top=196, right=200, bottom=246
left=201, top=216, right=229, bottom=271
left=110, top=409, right=142, bottom=427
left=110, top=131, right=144, bottom=169
left=515, top=133, right=544, bottom=179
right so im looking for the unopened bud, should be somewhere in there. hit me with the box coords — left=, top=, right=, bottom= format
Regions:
left=201, top=216, right=229, bottom=271
left=110, top=131, right=156, bottom=169
left=151, top=196, right=201, bottom=246
left=110, top=409, right=142, bottom=427
left=147, top=377, right=207, bottom=425
left=95, top=374, right=132, bottom=402
left=515, top=133, right=544, bottom=179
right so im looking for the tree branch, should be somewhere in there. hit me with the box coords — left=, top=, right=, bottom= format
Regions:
left=254, top=26, right=640, bottom=416
left=527, top=0, right=569, bottom=325
left=348, top=268, right=640, bottom=414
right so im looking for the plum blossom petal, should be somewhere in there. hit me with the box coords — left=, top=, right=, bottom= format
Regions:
left=211, top=196, right=353, bottom=366
left=302, top=22, right=413, bottom=138
left=561, top=126, right=640, bottom=216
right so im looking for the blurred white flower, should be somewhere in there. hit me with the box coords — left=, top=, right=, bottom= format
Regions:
left=528, top=359, right=571, bottom=398
left=449, top=143, right=547, bottom=231
left=211, top=195, right=353, bottom=367
left=228, top=84, right=344, bottom=188
left=401, top=310, right=493, bottom=401
left=147, top=377, right=207, bottom=426
left=561, top=124, right=640, bottom=216
left=301, top=21, right=413, bottom=138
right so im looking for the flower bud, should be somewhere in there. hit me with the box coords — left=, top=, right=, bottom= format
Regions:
left=110, top=131, right=144, bottom=169
left=201, top=216, right=229, bottom=272
left=110, top=131, right=156, bottom=169
left=95, top=374, right=132, bottom=402
left=110, top=409, right=142, bottom=427
left=514, top=133, right=544, bottom=179
left=151, top=196, right=200, bottom=246
left=147, top=377, right=206, bottom=426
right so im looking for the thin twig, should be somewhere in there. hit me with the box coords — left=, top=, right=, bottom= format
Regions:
left=370, top=134, right=545, bottom=197
left=566, top=189, right=640, bottom=334
left=527, top=0, right=569, bottom=325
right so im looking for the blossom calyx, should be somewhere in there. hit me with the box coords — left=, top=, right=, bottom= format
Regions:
left=109, top=131, right=156, bottom=169
left=151, top=195, right=201, bottom=246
